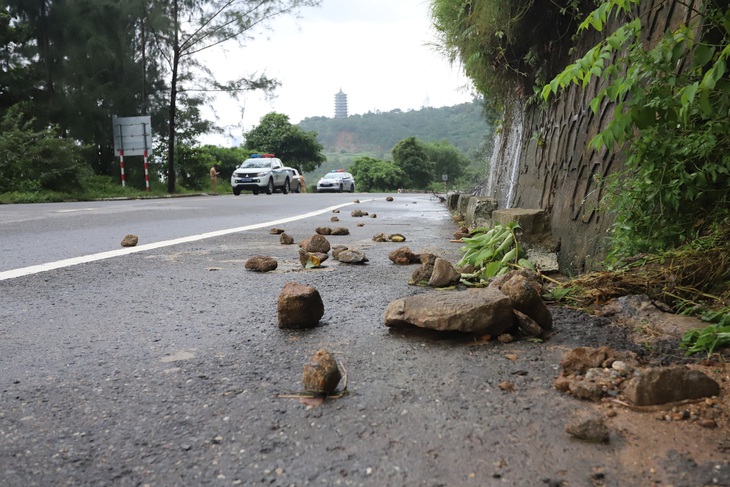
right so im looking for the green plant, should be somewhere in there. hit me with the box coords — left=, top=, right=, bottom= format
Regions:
left=543, top=0, right=730, bottom=259
left=457, top=222, right=533, bottom=285
left=681, top=310, right=730, bottom=357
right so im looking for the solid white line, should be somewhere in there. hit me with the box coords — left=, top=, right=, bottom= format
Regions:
left=0, top=200, right=369, bottom=281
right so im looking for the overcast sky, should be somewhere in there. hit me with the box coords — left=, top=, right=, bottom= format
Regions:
left=201, top=0, right=475, bottom=145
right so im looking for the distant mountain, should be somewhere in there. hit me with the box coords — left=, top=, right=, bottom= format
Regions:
left=297, top=100, right=491, bottom=157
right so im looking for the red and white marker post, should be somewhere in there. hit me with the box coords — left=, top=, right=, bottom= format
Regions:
left=143, top=150, right=150, bottom=192
left=119, top=150, right=126, bottom=187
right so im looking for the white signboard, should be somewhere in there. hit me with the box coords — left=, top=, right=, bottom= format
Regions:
left=112, top=116, right=152, bottom=156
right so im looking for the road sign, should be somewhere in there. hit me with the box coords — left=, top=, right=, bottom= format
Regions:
left=112, top=116, right=152, bottom=157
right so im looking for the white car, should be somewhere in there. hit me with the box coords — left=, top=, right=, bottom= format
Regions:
left=317, top=171, right=355, bottom=193
left=283, top=167, right=305, bottom=193
left=231, top=154, right=291, bottom=195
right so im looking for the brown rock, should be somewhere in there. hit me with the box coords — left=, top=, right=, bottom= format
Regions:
left=351, top=210, right=368, bottom=217
left=388, top=246, right=419, bottom=265
left=332, top=209, right=340, bottom=213
left=427, top=258, right=461, bottom=287
left=623, top=366, right=720, bottom=406
left=315, top=227, right=332, bottom=235
left=244, top=255, right=278, bottom=272
left=269, top=228, right=285, bottom=235
left=372, top=232, right=387, bottom=242
left=384, top=287, right=516, bottom=334
left=277, top=282, right=324, bottom=329
left=336, top=249, right=368, bottom=264
left=386, top=196, right=394, bottom=201
left=280, top=233, right=295, bottom=245
left=357, top=223, right=365, bottom=227
left=331, top=245, right=348, bottom=260
left=330, top=216, right=340, bottom=222
left=121, top=234, right=139, bottom=247
left=299, top=249, right=328, bottom=268
left=419, top=253, right=439, bottom=265
left=331, top=227, right=350, bottom=236
left=302, top=349, right=342, bottom=395
left=493, top=271, right=553, bottom=330
left=565, top=411, right=610, bottom=443
left=303, top=234, right=331, bottom=253
left=560, top=347, right=630, bottom=376
left=513, top=309, right=544, bottom=337
left=369, top=214, right=377, bottom=218
left=411, top=262, right=435, bottom=286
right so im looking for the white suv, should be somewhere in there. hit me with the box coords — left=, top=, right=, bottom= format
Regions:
left=317, top=170, right=355, bottom=193
left=231, top=154, right=292, bottom=195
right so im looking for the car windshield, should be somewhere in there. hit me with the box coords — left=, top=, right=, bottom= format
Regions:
left=323, top=173, right=344, bottom=180
left=241, top=160, right=271, bottom=169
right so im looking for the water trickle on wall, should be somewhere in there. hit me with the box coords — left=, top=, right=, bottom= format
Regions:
left=484, top=108, right=524, bottom=209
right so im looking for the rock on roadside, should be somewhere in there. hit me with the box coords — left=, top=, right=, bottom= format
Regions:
left=622, top=366, right=720, bottom=406
left=277, top=282, right=324, bottom=329
left=302, top=349, right=342, bottom=395
left=244, top=255, right=278, bottom=272
left=121, top=234, right=139, bottom=247
left=384, top=287, right=515, bottom=334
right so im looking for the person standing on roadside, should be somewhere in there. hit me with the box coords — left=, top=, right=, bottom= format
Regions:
left=210, top=165, right=221, bottom=193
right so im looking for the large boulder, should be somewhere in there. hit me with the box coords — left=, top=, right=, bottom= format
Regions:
left=384, top=287, right=515, bottom=334
left=277, top=282, right=324, bottom=329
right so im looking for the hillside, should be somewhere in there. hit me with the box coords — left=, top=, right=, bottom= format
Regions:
left=297, top=99, right=492, bottom=182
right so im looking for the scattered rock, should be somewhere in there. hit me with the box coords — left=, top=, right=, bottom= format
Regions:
left=353, top=199, right=360, bottom=203
left=498, top=381, right=515, bottom=392
left=384, top=287, right=516, bottom=334
left=315, top=227, right=332, bottom=235
left=280, top=233, right=294, bottom=245
left=336, top=249, right=369, bottom=264
left=411, top=261, right=435, bottom=286
left=622, top=366, right=720, bottom=406
left=357, top=223, right=365, bottom=227
left=277, top=282, right=324, bottom=329
left=372, top=233, right=387, bottom=242
left=556, top=347, right=639, bottom=402
left=121, top=234, right=138, bottom=247
left=427, top=258, right=461, bottom=287
left=419, top=253, right=439, bottom=265
left=513, top=309, right=544, bottom=337
left=497, top=333, right=515, bottom=343
left=351, top=210, right=368, bottom=217
left=565, top=411, right=610, bottom=443
left=453, top=226, right=470, bottom=240
left=331, top=227, right=350, bottom=236
left=332, top=209, right=340, bottom=213
left=331, top=245, right=348, bottom=260
left=560, top=346, right=632, bottom=376
left=490, top=270, right=552, bottom=330
left=302, top=349, right=342, bottom=395
left=386, top=196, right=394, bottom=202
left=388, top=233, right=406, bottom=242
left=303, top=234, right=331, bottom=253
left=244, top=255, right=278, bottom=272
left=269, top=228, right=285, bottom=235
left=330, top=216, right=339, bottom=222
left=369, top=214, right=377, bottom=218
left=298, top=249, right=329, bottom=268
left=388, top=246, right=420, bottom=265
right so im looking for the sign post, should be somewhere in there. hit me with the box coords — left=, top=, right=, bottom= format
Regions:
left=112, top=116, right=153, bottom=191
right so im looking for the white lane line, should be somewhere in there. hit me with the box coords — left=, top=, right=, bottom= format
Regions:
left=0, top=200, right=368, bottom=281
left=57, top=208, right=99, bottom=213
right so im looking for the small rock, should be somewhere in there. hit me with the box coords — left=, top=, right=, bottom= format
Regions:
left=121, top=234, right=139, bottom=247
left=277, top=282, right=324, bottom=328
left=410, top=261, right=435, bottom=286
left=332, top=209, right=340, bottom=213
left=372, top=232, right=387, bottom=242
left=497, top=333, right=515, bottom=343
left=303, top=234, right=331, bottom=253
left=357, top=223, right=365, bottom=227
left=419, top=253, right=439, bottom=265
left=513, top=309, right=544, bottom=337
left=565, top=411, right=610, bottom=443
left=623, top=366, right=720, bottom=406
left=369, top=214, right=377, bottom=218
left=351, top=210, right=368, bottom=217
left=331, top=227, right=350, bottom=236
left=244, top=255, right=278, bottom=272
left=388, top=246, right=419, bottom=265
left=699, top=419, right=718, bottom=429
left=269, top=228, right=285, bottom=235
left=302, top=349, right=342, bottom=395
left=498, top=381, right=515, bottom=392
left=388, top=233, right=406, bottom=242
left=330, top=216, right=340, bottom=222
left=453, top=226, right=470, bottom=240
left=280, top=233, right=295, bottom=245
left=336, top=249, right=369, bottom=264
left=427, top=258, right=461, bottom=287
left=491, top=270, right=552, bottom=330
left=331, top=245, right=349, bottom=260
left=299, top=249, right=328, bottom=268
left=353, top=199, right=360, bottom=203
left=386, top=196, right=394, bottom=202
left=315, top=227, right=332, bottom=235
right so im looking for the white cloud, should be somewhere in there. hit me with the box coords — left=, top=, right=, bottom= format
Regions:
left=198, top=0, right=474, bottom=146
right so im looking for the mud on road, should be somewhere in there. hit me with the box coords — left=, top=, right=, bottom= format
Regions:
left=1, top=195, right=728, bottom=486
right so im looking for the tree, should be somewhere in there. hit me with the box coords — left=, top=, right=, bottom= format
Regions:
left=148, top=0, right=321, bottom=193
left=391, top=137, right=434, bottom=189
left=244, top=112, right=326, bottom=173
left=350, top=157, right=405, bottom=192
left=422, top=140, right=470, bottom=183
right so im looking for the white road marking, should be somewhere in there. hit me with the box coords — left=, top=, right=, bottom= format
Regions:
left=56, top=208, right=99, bottom=213
left=0, top=201, right=367, bottom=281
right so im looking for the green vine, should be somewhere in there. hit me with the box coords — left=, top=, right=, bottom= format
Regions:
left=457, top=222, right=533, bottom=285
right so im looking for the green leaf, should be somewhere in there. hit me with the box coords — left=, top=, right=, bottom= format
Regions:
left=694, top=44, right=715, bottom=67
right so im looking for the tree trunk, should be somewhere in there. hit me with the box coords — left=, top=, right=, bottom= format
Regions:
left=166, top=0, right=179, bottom=194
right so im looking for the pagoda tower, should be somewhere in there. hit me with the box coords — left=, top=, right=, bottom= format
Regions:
left=334, top=89, right=348, bottom=118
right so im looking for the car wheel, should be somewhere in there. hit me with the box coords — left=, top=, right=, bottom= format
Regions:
left=282, top=178, right=290, bottom=194
left=233, top=187, right=241, bottom=196
left=252, top=188, right=259, bottom=195
left=266, top=178, right=274, bottom=195
left=349, top=183, right=355, bottom=193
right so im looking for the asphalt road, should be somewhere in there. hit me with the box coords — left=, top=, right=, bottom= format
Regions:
left=1, top=193, right=728, bottom=486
